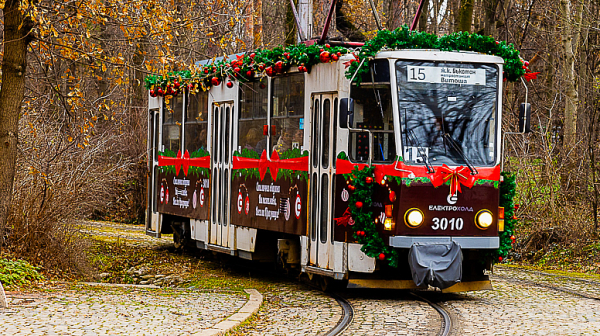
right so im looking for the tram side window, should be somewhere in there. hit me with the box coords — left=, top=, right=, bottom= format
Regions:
left=162, top=95, right=183, bottom=155
left=271, top=74, right=304, bottom=155
left=349, top=85, right=396, bottom=163
left=185, top=91, right=209, bottom=154
left=239, top=77, right=268, bottom=157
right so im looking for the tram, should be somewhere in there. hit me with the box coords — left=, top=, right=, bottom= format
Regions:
left=145, top=43, right=530, bottom=292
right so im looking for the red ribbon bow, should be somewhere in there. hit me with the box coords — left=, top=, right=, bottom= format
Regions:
left=334, top=208, right=354, bottom=227
left=233, top=150, right=309, bottom=181
left=158, top=150, right=211, bottom=176
left=431, top=164, right=476, bottom=196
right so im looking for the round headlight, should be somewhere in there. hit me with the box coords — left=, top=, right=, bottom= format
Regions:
left=404, top=208, right=424, bottom=228
left=475, top=209, right=494, bottom=229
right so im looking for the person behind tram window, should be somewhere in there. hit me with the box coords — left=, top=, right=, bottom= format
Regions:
left=274, top=128, right=294, bottom=154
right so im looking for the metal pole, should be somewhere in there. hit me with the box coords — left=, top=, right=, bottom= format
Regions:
left=289, top=0, right=307, bottom=41
left=410, top=0, right=426, bottom=30
left=320, top=0, right=338, bottom=42
left=366, top=0, right=383, bottom=31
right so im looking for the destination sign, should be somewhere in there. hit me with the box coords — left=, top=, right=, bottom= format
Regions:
left=407, top=66, right=486, bottom=85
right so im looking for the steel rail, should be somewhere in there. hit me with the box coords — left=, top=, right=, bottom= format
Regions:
left=410, top=292, right=452, bottom=336
left=323, top=292, right=354, bottom=336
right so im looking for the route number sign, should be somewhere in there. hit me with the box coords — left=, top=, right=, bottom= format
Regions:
left=407, top=66, right=486, bottom=85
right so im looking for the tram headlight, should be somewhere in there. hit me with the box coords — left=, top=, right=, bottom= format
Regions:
left=475, top=209, right=494, bottom=230
left=404, top=208, right=424, bottom=228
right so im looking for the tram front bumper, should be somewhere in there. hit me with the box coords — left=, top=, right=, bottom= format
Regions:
left=389, top=236, right=499, bottom=249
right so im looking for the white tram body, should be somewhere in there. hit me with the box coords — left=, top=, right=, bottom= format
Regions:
left=147, top=49, right=506, bottom=291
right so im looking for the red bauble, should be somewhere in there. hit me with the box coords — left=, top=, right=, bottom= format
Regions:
left=274, top=61, right=284, bottom=72
left=355, top=201, right=363, bottom=208
left=246, top=70, right=254, bottom=78
left=150, top=90, right=156, bottom=97
left=204, top=68, right=209, bottom=74
left=258, top=64, right=265, bottom=71
left=325, top=44, right=331, bottom=48
left=211, top=77, right=220, bottom=86
left=389, top=191, right=396, bottom=202
left=378, top=253, right=385, bottom=261
left=298, top=66, right=304, bottom=72
left=498, top=256, right=503, bottom=262
left=173, top=81, right=180, bottom=89
left=524, top=61, right=529, bottom=66
left=365, top=177, right=373, bottom=184
left=226, top=81, right=233, bottom=88
left=331, top=54, right=339, bottom=61
left=348, top=185, right=355, bottom=191
left=337, top=52, right=341, bottom=57
left=319, top=51, right=330, bottom=63
left=188, top=83, right=193, bottom=90
left=514, top=204, right=520, bottom=210
left=265, top=66, right=274, bottom=76
left=250, top=52, right=256, bottom=58
left=234, top=67, right=241, bottom=73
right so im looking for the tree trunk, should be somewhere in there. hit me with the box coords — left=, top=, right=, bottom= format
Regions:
left=0, top=0, right=35, bottom=242
left=456, top=0, right=473, bottom=33
left=335, top=0, right=366, bottom=42
left=418, top=0, right=429, bottom=32
left=560, top=0, right=582, bottom=149
left=482, top=0, right=500, bottom=37
left=253, top=0, right=263, bottom=47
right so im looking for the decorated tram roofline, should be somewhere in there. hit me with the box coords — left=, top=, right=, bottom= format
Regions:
left=145, top=26, right=539, bottom=96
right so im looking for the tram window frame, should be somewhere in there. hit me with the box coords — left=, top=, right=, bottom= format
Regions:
left=271, top=74, right=305, bottom=157
left=184, top=90, right=209, bottom=154
left=348, top=83, right=396, bottom=163
left=238, top=78, right=269, bottom=157
left=162, top=95, right=184, bottom=155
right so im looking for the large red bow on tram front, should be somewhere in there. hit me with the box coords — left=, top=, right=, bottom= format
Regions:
left=232, top=150, right=309, bottom=181
left=430, top=164, right=476, bottom=196
left=158, top=150, right=211, bottom=176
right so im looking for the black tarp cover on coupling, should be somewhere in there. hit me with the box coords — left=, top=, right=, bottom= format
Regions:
left=408, top=241, right=463, bottom=289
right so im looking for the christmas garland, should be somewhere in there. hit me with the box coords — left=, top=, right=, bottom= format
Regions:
left=495, top=171, right=518, bottom=262
left=145, top=26, right=534, bottom=97
left=345, top=26, right=531, bottom=84
left=346, top=166, right=400, bottom=267
left=144, top=43, right=349, bottom=97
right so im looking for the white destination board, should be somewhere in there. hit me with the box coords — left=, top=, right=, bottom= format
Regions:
left=407, top=66, right=486, bottom=85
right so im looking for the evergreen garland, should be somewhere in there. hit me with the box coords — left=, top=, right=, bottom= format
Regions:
left=345, top=26, right=527, bottom=84
left=346, top=166, right=399, bottom=267
left=145, top=26, right=530, bottom=97
left=496, top=171, right=517, bottom=261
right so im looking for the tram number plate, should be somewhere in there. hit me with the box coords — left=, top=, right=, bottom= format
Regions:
left=431, top=217, right=464, bottom=231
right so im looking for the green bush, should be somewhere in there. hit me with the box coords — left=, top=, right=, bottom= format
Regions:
left=0, top=259, right=44, bottom=287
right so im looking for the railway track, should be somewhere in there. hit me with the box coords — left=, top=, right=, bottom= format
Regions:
left=323, top=292, right=354, bottom=336
left=411, top=292, right=453, bottom=336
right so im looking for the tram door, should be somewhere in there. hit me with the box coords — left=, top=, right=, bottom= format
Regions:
left=210, top=102, right=234, bottom=247
left=309, top=93, right=336, bottom=269
left=146, top=108, right=161, bottom=237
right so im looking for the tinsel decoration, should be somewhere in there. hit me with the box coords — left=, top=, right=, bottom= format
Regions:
left=345, top=25, right=528, bottom=84
left=347, top=166, right=399, bottom=267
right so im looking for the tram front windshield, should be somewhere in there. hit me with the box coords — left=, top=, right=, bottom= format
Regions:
left=396, top=60, right=499, bottom=167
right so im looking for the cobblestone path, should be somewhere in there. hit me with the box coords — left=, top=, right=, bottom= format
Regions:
left=1, top=285, right=246, bottom=336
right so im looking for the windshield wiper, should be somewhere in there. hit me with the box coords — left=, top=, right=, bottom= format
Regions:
left=403, top=109, right=435, bottom=173
left=442, top=133, right=478, bottom=175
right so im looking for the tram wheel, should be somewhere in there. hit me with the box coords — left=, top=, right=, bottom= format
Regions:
left=171, top=222, right=190, bottom=250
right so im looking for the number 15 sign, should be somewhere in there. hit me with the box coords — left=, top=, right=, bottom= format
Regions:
left=407, top=66, right=486, bottom=86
